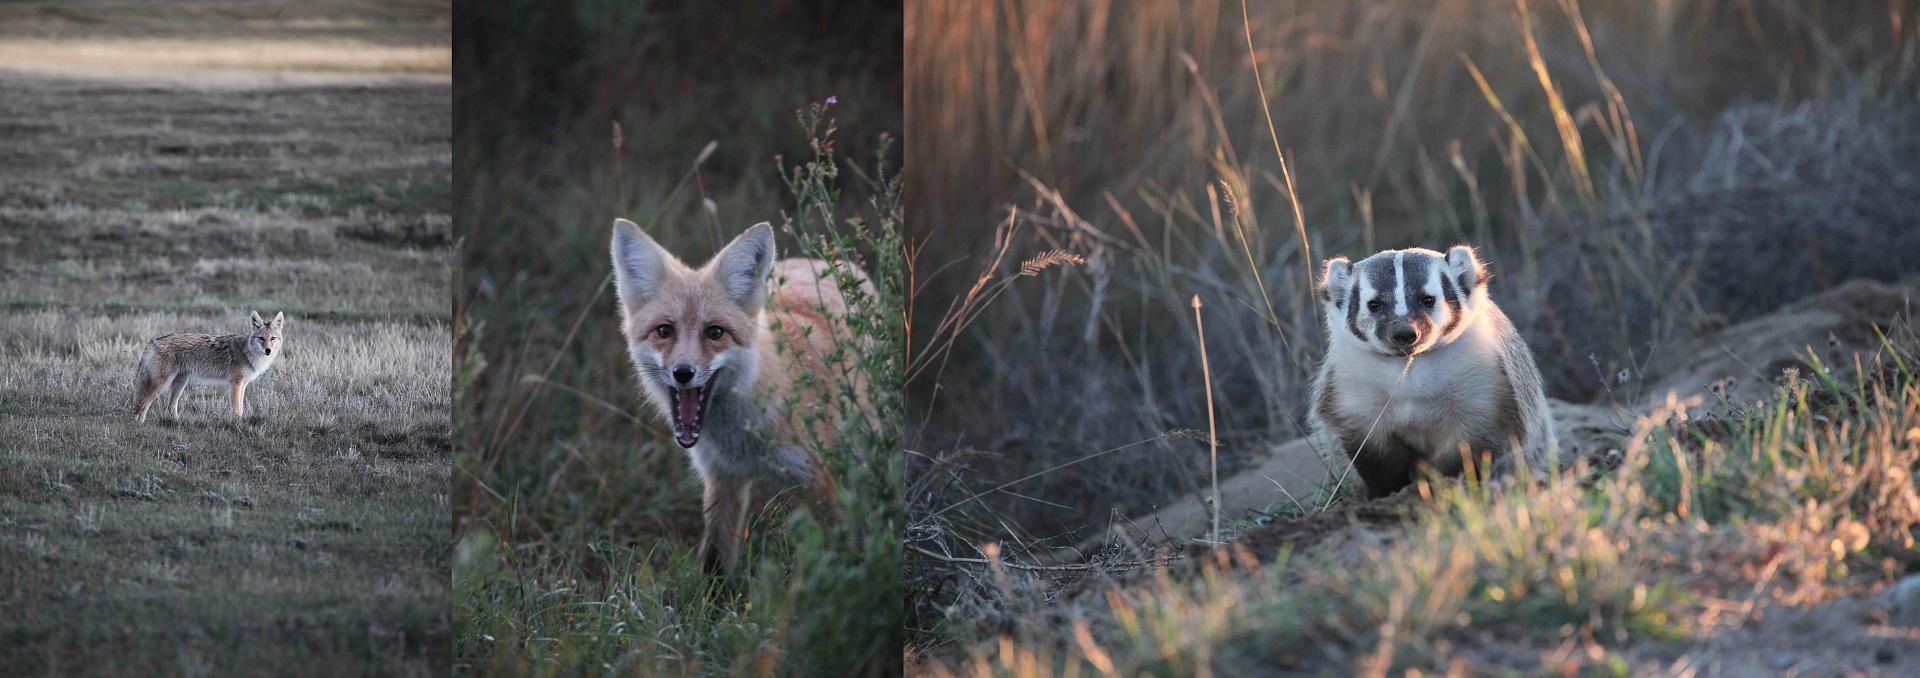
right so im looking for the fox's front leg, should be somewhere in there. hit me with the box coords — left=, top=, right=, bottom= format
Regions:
left=807, top=455, right=840, bottom=521
left=229, top=379, right=247, bottom=417
left=698, top=479, right=752, bottom=576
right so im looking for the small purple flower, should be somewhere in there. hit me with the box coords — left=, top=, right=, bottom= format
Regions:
left=825, top=96, right=838, bottom=106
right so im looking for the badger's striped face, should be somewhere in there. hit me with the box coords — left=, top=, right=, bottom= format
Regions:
left=1319, top=247, right=1487, bottom=357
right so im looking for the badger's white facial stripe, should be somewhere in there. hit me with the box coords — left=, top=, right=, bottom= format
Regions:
left=1392, top=251, right=1408, bottom=317
left=1351, top=275, right=1378, bottom=345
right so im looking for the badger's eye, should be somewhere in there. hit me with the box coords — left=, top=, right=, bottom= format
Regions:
left=1420, top=294, right=1436, bottom=308
left=1365, top=299, right=1382, bottom=313
left=654, top=324, right=674, bottom=339
left=704, top=325, right=725, bottom=341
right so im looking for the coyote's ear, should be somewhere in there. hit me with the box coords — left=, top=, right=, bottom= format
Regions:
left=1445, top=245, right=1488, bottom=291
left=611, top=218, right=671, bottom=311
left=1319, top=256, right=1353, bottom=308
left=270, top=311, right=285, bottom=329
left=710, top=222, right=775, bottom=311
left=250, top=310, right=265, bottom=329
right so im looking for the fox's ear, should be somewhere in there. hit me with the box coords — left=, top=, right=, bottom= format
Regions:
left=1445, top=245, right=1488, bottom=291
left=611, top=218, right=671, bottom=310
left=270, top=312, right=285, bottom=329
left=1319, top=256, right=1353, bottom=308
left=710, top=222, right=775, bottom=311
left=250, top=310, right=264, bottom=329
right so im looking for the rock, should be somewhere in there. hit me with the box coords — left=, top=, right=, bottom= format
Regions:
left=1879, top=575, right=1920, bottom=626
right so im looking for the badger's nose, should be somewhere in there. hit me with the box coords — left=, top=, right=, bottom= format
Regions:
left=1389, top=328, right=1418, bottom=347
left=672, top=365, right=695, bottom=385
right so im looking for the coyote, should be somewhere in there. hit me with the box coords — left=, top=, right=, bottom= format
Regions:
left=131, top=311, right=285, bottom=423
left=610, top=219, right=872, bottom=575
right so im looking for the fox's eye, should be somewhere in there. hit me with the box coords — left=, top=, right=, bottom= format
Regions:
left=704, top=326, right=725, bottom=341
left=1420, top=295, right=1436, bottom=308
left=654, top=324, right=674, bottom=339
left=1365, top=299, right=1382, bottom=313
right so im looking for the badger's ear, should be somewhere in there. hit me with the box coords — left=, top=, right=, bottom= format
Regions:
left=250, top=310, right=265, bottom=329
left=270, top=312, right=285, bottom=329
left=1445, top=245, right=1488, bottom=290
left=1320, top=256, right=1353, bottom=308
left=710, top=222, right=775, bottom=311
left=611, top=218, right=671, bottom=311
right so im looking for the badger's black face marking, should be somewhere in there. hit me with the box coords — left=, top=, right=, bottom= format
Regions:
left=1438, top=269, right=1464, bottom=338
left=1335, top=248, right=1485, bottom=356
left=1345, top=283, right=1366, bottom=341
left=1354, top=252, right=1435, bottom=355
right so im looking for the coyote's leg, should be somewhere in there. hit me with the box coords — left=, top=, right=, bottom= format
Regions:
left=167, top=374, right=190, bottom=419
left=698, top=479, right=749, bottom=576
left=132, top=372, right=168, bottom=423
left=229, top=379, right=247, bottom=417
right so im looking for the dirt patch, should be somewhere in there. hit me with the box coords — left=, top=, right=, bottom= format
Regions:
left=1183, top=491, right=1423, bottom=572
left=338, top=216, right=451, bottom=248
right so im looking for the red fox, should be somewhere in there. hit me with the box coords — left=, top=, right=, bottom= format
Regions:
left=610, top=219, right=873, bottom=575
left=131, top=311, right=284, bottom=423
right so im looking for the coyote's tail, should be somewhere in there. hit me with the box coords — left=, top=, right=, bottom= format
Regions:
left=126, top=341, right=156, bottom=410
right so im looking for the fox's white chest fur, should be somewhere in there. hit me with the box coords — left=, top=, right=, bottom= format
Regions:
left=681, top=388, right=817, bottom=487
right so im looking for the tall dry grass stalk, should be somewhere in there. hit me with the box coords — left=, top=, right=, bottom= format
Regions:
left=1191, top=294, right=1220, bottom=544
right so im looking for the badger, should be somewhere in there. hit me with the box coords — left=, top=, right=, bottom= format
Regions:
left=1307, top=245, right=1559, bottom=498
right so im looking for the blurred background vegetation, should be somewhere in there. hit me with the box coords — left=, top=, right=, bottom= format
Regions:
left=452, top=0, right=903, bottom=674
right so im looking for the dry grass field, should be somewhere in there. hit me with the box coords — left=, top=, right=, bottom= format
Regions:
left=905, top=0, right=1920, bottom=673
left=0, top=2, right=451, bottom=674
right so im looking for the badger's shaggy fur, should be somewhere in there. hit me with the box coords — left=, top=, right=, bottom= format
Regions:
left=1308, top=246, right=1559, bottom=498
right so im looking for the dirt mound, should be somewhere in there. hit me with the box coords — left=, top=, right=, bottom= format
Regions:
left=1641, top=278, right=1918, bottom=413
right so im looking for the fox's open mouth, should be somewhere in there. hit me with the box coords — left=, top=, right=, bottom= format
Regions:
left=667, top=385, right=713, bottom=448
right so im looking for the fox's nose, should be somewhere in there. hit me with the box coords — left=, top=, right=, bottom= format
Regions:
left=1389, top=328, right=1418, bottom=346
left=672, top=365, right=695, bottom=385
